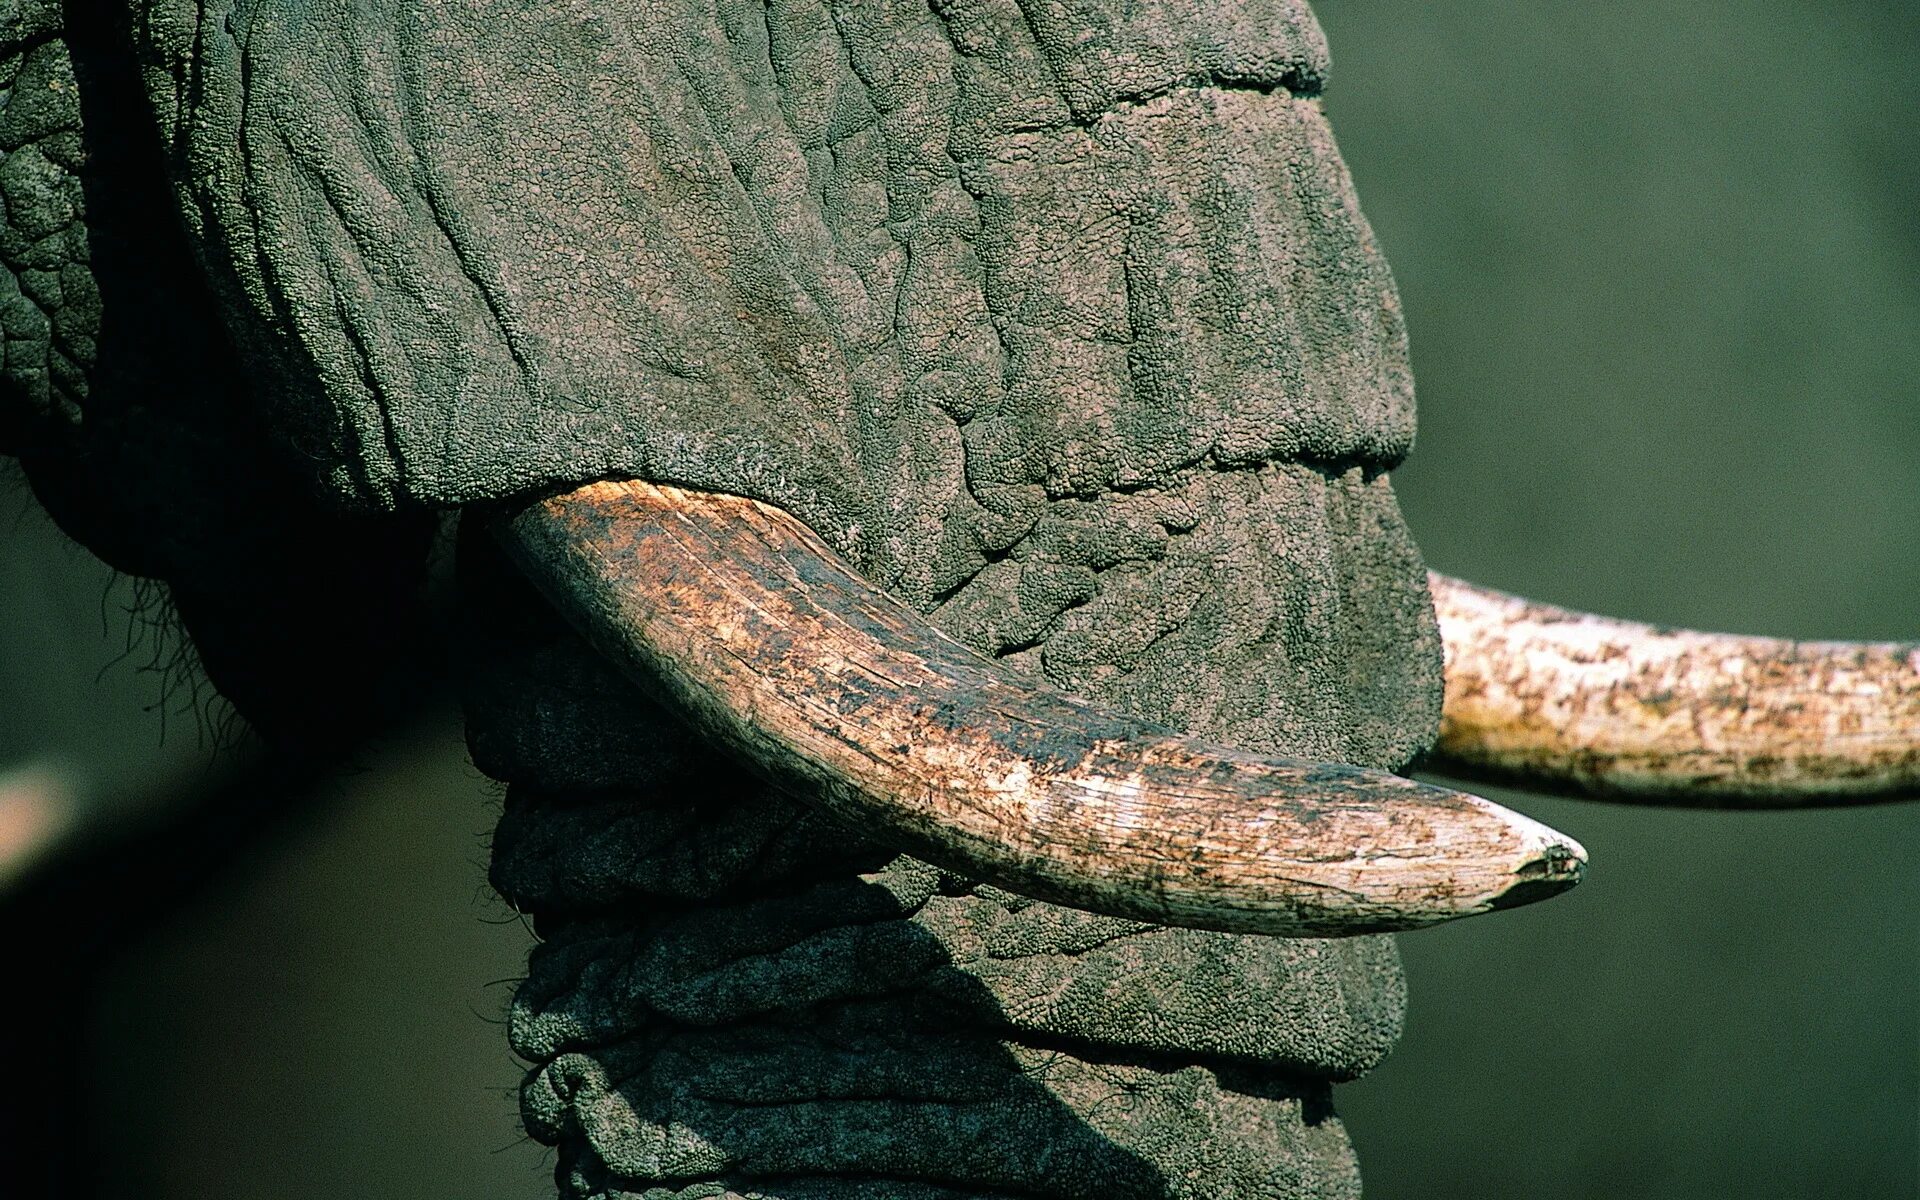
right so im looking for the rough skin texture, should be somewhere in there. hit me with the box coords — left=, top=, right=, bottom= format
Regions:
left=136, top=4, right=1407, bottom=559
left=132, top=0, right=1437, bottom=762
left=7, top=0, right=1447, bottom=1195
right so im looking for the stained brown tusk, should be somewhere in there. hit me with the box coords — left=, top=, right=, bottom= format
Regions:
left=1427, top=573, right=1920, bottom=806
left=492, top=480, right=1585, bottom=936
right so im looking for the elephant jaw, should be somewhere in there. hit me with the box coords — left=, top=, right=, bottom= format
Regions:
left=495, top=479, right=1585, bottom=937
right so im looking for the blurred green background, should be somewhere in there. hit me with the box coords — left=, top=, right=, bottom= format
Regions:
left=4, top=1, right=1915, bottom=1196
left=1315, top=3, right=1919, bottom=1196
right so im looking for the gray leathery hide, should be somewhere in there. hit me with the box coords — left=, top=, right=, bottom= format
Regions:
left=135, top=0, right=1407, bottom=575
left=136, top=0, right=1440, bottom=766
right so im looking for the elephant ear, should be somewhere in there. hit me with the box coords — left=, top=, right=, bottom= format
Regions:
left=0, top=4, right=433, bottom=748
left=132, top=0, right=1407, bottom=589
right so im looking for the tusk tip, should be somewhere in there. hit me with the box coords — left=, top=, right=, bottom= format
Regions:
left=1488, top=832, right=1587, bottom=913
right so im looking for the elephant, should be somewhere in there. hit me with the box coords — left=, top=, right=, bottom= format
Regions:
left=3, top=0, right=1914, bottom=1197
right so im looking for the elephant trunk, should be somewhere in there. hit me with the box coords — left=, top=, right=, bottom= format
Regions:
left=465, top=527, right=1402, bottom=1200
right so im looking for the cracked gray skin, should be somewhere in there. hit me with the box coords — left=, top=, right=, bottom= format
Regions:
left=6, top=0, right=1443, bottom=1194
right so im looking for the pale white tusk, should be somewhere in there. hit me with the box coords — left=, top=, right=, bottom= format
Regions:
left=1428, top=572, right=1920, bottom=806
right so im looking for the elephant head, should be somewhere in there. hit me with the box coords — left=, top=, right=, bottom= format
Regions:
left=4, top=0, right=1913, bottom=1196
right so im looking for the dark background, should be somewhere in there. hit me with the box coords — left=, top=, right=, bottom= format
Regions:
left=3, top=1, right=1915, bottom=1196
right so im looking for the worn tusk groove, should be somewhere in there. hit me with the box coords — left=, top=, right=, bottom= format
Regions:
left=1427, top=572, right=1920, bottom=806
left=492, top=480, right=1585, bottom=936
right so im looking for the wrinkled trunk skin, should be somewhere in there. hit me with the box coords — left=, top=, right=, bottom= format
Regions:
left=469, top=453, right=1435, bottom=1199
